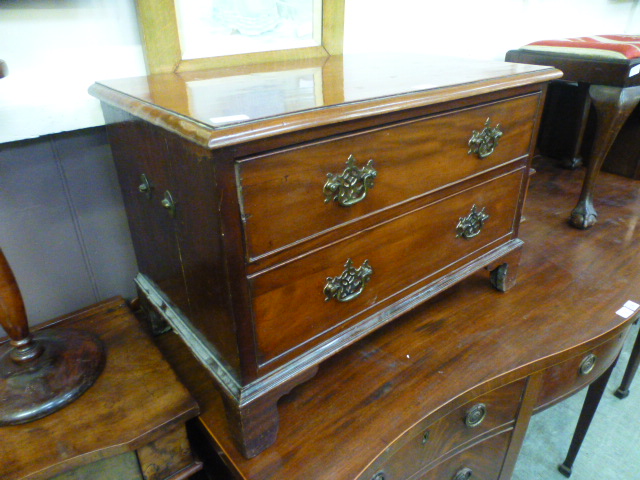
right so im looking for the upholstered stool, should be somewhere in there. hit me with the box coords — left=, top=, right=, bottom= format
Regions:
left=506, top=35, right=640, bottom=229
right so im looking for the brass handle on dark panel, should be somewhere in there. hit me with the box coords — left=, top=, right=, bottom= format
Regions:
left=468, top=117, right=503, bottom=159
left=324, top=155, right=377, bottom=207
left=453, top=467, right=473, bottom=480
left=456, top=205, right=489, bottom=239
left=161, top=190, right=176, bottom=218
left=579, top=353, right=597, bottom=376
left=464, top=403, right=487, bottom=428
left=324, top=259, right=373, bottom=302
left=138, top=173, right=153, bottom=199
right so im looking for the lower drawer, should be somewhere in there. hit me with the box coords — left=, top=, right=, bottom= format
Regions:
left=535, top=329, right=627, bottom=411
left=251, top=168, right=525, bottom=366
left=413, top=431, right=511, bottom=480
left=357, top=379, right=525, bottom=480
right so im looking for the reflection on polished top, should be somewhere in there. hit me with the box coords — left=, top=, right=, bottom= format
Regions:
left=91, top=53, right=561, bottom=148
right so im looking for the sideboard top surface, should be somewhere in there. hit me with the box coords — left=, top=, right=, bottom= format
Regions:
left=154, top=160, right=640, bottom=479
left=90, top=53, right=561, bottom=149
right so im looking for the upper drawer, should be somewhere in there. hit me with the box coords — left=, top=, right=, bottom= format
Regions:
left=238, top=94, right=540, bottom=260
left=535, top=329, right=627, bottom=411
left=357, top=379, right=525, bottom=480
left=251, top=167, right=525, bottom=367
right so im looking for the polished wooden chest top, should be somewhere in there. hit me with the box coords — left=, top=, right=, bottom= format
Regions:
left=90, top=53, right=561, bottom=457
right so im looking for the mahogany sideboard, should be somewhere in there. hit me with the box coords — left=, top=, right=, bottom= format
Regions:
left=153, top=160, right=640, bottom=480
left=90, top=54, right=560, bottom=457
left=0, top=297, right=202, bottom=480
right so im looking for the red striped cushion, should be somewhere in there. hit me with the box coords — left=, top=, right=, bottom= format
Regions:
left=523, top=35, right=640, bottom=60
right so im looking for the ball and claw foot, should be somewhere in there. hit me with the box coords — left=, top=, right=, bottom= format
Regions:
left=558, top=463, right=572, bottom=478
left=569, top=202, right=597, bottom=230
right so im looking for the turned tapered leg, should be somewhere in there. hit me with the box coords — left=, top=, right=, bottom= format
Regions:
left=558, top=360, right=617, bottom=477
left=570, top=85, right=640, bottom=229
left=615, top=327, right=640, bottom=399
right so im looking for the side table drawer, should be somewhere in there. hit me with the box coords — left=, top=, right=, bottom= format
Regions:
left=251, top=168, right=525, bottom=366
left=357, top=379, right=525, bottom=480
left=535, top=330, right=627, bottom=410
left=239, top=94, right=540, bottom=258
left=413, top=431, right=511, bottom=480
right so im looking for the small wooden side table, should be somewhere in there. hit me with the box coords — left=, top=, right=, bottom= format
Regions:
left=0, top=297, right=202, bottom=480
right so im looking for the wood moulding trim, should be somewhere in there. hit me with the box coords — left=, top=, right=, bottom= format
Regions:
left=135, top=238, right=524, bottom=408
left=89, top=69, right=561, bottom=151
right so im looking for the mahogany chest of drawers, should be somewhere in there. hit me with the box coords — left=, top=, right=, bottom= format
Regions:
left=90, top=53, right=561, bottom=457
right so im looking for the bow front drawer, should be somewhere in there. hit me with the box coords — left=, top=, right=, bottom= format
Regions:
left=357, top=379, right=525, bottom=480
left=251, top=167, right=525, bottom=367
left=238, top=94, right=540, bottom=259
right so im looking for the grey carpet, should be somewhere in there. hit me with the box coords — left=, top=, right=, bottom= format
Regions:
left=513, top=321, right=640, bottom=479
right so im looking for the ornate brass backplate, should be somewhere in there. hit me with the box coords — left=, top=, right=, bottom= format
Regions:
left=456, top=205, right=489, bottom=239
left=324, top=259, right=373, bottom=302
left=324, top=155, right=377, bottom=207
left=468, top=118, right=503, bottom=159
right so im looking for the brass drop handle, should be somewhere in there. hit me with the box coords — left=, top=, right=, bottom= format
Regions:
left=468, top=117, right=503, bottom=159
left=138, top=173, right=153, bottom=199
left=465, top=403, right=487, bottom=428
left=324, top=155, right=377, bottom=207
left=324, top=259, right=373, bottom=302
left=453, top=467, right=473, bottom=480
left=456, top=205, right=489, bottom=239
left=161, top=190, right=176, bottom=218
left=580, top=353, right=597, bottom=376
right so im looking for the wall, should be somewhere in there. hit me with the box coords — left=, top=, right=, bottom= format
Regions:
left=0, top=0, right=639, bottom=334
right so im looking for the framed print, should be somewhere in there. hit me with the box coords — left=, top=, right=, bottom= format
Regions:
left=136, top=0, right=344, bottom=73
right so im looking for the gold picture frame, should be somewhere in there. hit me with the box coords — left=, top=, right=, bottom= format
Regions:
left=135, top=0, right=344, bottom=74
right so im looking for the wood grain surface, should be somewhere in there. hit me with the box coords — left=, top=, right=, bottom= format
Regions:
left=154, top=157, right=640, bottom=479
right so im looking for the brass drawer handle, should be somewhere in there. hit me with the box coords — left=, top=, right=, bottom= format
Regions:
left=468, top=117, right=503, bottom=159
left=453, top=467, right=473, bottom=480
left=324, top=155, right=377, bottom=207
left=324, top=259, right=373, bottom=302
left=456, top=205, right=489, bottom=239
left=580, top=353, right=597, bottom=376
left=465, top=403, right=487, bottom=428
left=161, top=190, right=176, bottom=218
left=138, top=173, right=153, bottom=199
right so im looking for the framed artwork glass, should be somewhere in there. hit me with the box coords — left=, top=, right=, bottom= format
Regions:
left=136, top=0, right=344, bottom=73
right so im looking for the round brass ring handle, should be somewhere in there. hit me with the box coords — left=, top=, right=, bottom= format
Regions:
left=580, top=353, right=597, bottom=376
left=465, top=403, right=487, bottom=428
left=453, top=467, right=473, bottom=480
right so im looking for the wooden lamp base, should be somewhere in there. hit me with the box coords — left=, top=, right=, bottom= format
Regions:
left=0, top=328, right=105, bottom=425
left=0, top=247, right=105, bottom=426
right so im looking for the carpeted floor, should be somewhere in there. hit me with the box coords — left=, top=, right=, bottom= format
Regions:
left=512, top=320, right=640, bottom=479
